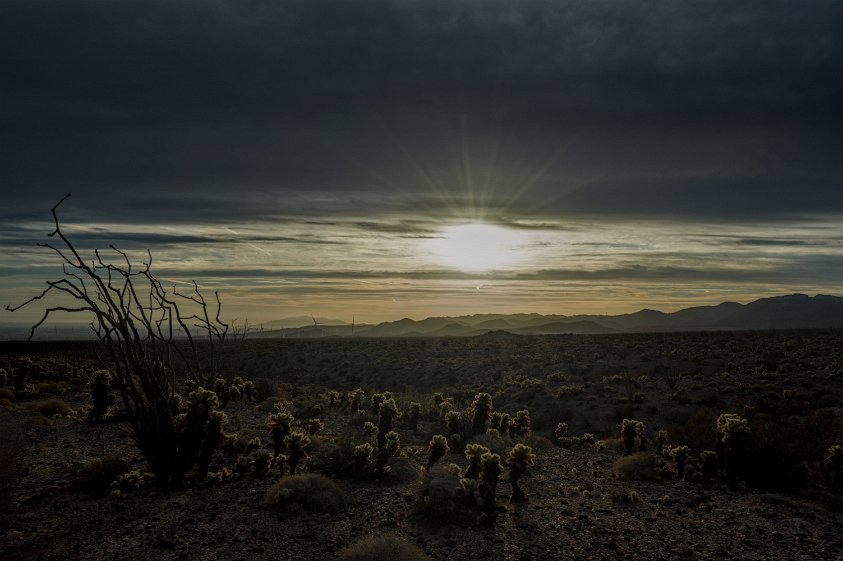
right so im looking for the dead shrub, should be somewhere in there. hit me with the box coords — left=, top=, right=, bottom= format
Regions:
left=35, top=381, right=68, bottom=396
left=339, top=534, right=432, bottom=561
left=265, top=473, right=348, bottom=512
left=30, top=399, right=73, bottom=417
left=667, top=409, right=719, bottom=452
left=614, top=452, right=664, bottom=480
left=0, top=388, right=15, bottom=401
left=76, top=456, right=131, bottom=495
left=28, top=416, right=55, bottom=427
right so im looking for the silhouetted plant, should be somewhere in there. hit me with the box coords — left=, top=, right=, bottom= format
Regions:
left=513, top=410, right=531, bottom=437
left=827, top=445, right=843, bottom=488
left=353, top=443, right=373, bottom=475
left=426, top=434, right=449, bottom=471
left=266, top=410, right=294, bottom=456
left=347, top=388, right=365, bottom=411
left=670, top=445, right=691, bottom=479
left=506, top=444, right=534, bottom=502
left=700, top=450, right=719, bottom=480
left=620, top=419, right=645, bottom=455
left=326, top=390, right=341, bottom=408
left=284, top=431, right=311, bottom=474
left=407, top=401, right=422, bottom=433
left=196, top=410, right=227, bottom=478
left=470, top=393, right=493, bottom=435
left=308, top=418, right=324, bottom=435
left=87, top=369, right=113, bottom=422
left=463, top=443, right=490, bottom=479
left=716, top=413, right=751, bottom=486
left=445, top=410, right=462, bottom=435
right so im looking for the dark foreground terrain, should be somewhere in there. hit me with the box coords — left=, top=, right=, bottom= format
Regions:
left=2, top=331, right=842, bottom=560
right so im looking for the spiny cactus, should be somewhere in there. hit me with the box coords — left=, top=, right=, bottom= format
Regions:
left=348, top=388, right=365, bottom=411
left=353, top=442, right=374, bottom=474
left=376, top=430, right=401, bottom=474
left=445, top=410, right=462, bottom=436
left=426, top=434, right=449, bottom=471
left=700, top=450, right=719, bottom=480
left=377, top=398, right=400, bottom=448
left=499, top=413, right=512, bottom=435
left=307, top=418, right=324, bottom=435
left=464, top=444, right=491, bottom=479
left=175, top=387, right=224, bottom=479
left=489, top=412, right=502, bottom=431
left=506, top=444, right=535, bottom=502
left=826, top=445, right=843, bottom=487
left=244, top=436, right=263, bottom=456
left=670, top=445, right=691, bottom=479
left=470, top=393, right=493, bottom=435
left=87, top=369, right=113, bottom=422
left=326, top=390, right=341, bottom=408
left=407, top=402, right=422, bottom=433
left=363, top=421, right=378, bottom=436
left=513, top=410, right=531, bottom=437
left=250, top=448, right=274, bottom=478
left=370, top=391, right=392, bottom=414
left=555, top=422, right=574, bottom=447
left=197, top=410, right=228, bottom=477
left=620, top=419, right=645, bottom=455
left=655, top=429, right=670, bottom=457
left=266, top=411, right=295, bottom=456
left=284, top=431, right=311, bottom=475
left=716, top=413, right=751, bottom=486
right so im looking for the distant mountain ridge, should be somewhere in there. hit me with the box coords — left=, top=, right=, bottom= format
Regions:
left=255, top=294, right=843, bottom=338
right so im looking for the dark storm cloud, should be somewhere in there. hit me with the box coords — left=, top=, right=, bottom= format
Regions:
left=1, top=0, right=842, bottom=221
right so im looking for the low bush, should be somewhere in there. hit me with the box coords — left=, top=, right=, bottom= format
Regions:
left=339, top=534, right=432, bottom=561
left=266, top=473, right=348, bottom=513
left=30, top=399, right=73, bottom=417
left=614, top=452, right=664, bottom=480
left=76, top=456, right=131, bottom=495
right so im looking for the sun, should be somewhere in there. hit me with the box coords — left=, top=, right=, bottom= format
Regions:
left=424, top=223, right=531, bottom=272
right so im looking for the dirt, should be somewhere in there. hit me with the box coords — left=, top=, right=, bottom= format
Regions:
left=1, top=332, right=842, bottom=560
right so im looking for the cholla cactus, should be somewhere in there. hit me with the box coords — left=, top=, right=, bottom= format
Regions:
left=385, top=431, right=400, bottom=455
left=485, top=428, right=501, bottom=438
left=363, top=421, right=378, bottom=436
left=197, top=410, right=228, bottom=477
left=432, top=392, right=444, bottom=406
left=489, top=412, right=502, bottom=431
left=513, top=410, right=531, bottom=437
left=175, top=387, right=223, bottom=479
left=378, top=398, right=400, bottom=447
left=250, top=448, right=274, bottom=478
left=555, top=422, right=575, bottom=447
left=187, top=388, right=219, bottom=415
left=426, top=434, right=449, bottom=471
left=479, top=452, right=503, bottom=522
left=470, top=393, right=494, bottom=435
left=284, top=431, right=311, bottom=474
left=326, top=390, right=341, bottom=408
left=445, top=410, right=462, bottom=435
left=353, top=443, right=373, bottom=473
left=205, top=467, right=234, bottom=485
left=87, top=369, right=113, bottom=422
left=460, top=478, right=484, bottom=506
left=506, top=444, right=535, bottom=502
left=670, top=445, right=691, bottom=479
left=700, top=450, right=719, bottom=480
left=376, top=430, right=401, bottom=474
left=348, top=388, right=365, bottom=411
left=655, top=429, right=670, bottom=457
left=499, top=413, right=512, bottom=435
left=464, top=444, right=491, bottom=479
left=307, top=418, right=324, bottom=435
left=716, top=413, right=751, bottom=486
left=266, top=411, right=295, bottom=456
left=620, top=419, right=645, bottom=455
left=244, top=436, right=263, bottom=456
left=370, top=391, right=392, bottom=414
left=407, top=402, right=422, bottom=433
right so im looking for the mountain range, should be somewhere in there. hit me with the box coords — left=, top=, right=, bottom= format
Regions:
left=253, top=294, right=843, bottom=338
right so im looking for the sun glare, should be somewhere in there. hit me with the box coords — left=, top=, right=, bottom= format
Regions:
left=425, top=223, right=531, bottom=272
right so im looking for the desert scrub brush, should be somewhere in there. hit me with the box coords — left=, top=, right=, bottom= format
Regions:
left=464, top=444, right=491, bottom=479
left=506, top=444, right=535, bottom=502
left=469, top=393, right=493, bottom=435
left=284, top=431, right=311, bottom=474
left=266, top=473, right=348, bottom=513
left=266, top=411, right=294, bottom=455
left=426, top=434, right=449, bottom=471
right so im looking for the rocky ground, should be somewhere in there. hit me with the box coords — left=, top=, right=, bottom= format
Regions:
left=2, top=332, right=842, bottom=560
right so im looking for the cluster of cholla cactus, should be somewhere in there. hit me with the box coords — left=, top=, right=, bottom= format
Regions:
left=463, top=443, right=488, bottom=479
left=87, top=369, right=113, bottom=422
left=469, top=393, right=493, bottom=435
left=213, top=377, right=254, bottom=408
left=445, top=410, right=463, bottom=436
left=375, top=399, right=401, bottom=474
left=555, top=422, right=572, bottom=447
left=353, top=443, right=374, bottom=474
left=619, top=419, right=645, bottom=455
left=370, top=391, right=392, bottom=415
left=376, top=431, right=401, bottom=474
left=426, top=434, right=449, bottom=471
left=284, top=431, right=311, bottom=474
left=506, top=443, right=534, bottom=502
left=457, top=444, right=503, bottom=523
left=326, top=390, right=341, bottom=408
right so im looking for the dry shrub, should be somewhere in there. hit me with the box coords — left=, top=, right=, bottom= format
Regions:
left=30, top=399, right=73, bottom=417
left=266, top=473, right=348, bottom=512
left=77, top=456, right=131, bottom=495
left=0, top=388, right=15, bottom=401
left=666, top=409, right=719, bottom=452
left=0, top=398, right=13, bottom=409
left=35, top=381, right=68, bottom=396
left=252, top=378, right=279, bottom=402
left=0, top=420, right=21, bottom=492
left=614, top=452, right=664, bottom=480
left=339, top=534, right=432, bottom=561
left=28, top=416, right=55, bottom=427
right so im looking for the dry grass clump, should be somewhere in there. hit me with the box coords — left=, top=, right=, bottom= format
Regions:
left=35, top=381, right=68, bottom=396
left=265, top=473, right=348, bottom=512
left=0, top=388, right=15, bottom=401
left=338, top=534, right=432, bottom=561
left=29, top=399, right=73, bottom=417
left=76, top=456, right=131, bottom=495
left=614, top=452, right=664, bottom=480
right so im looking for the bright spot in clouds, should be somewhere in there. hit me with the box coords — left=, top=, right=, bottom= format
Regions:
left=425, top=223, right=532, bottom=272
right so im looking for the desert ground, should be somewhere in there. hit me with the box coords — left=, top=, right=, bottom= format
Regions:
left=2, top=331, right=842, bottom=560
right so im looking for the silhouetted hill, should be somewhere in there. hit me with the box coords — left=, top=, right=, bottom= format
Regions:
left=255, top=294, right=843, bottom=338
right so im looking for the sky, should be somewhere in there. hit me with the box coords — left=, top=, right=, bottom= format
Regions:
left=2, top=0, right=843, bottom=327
